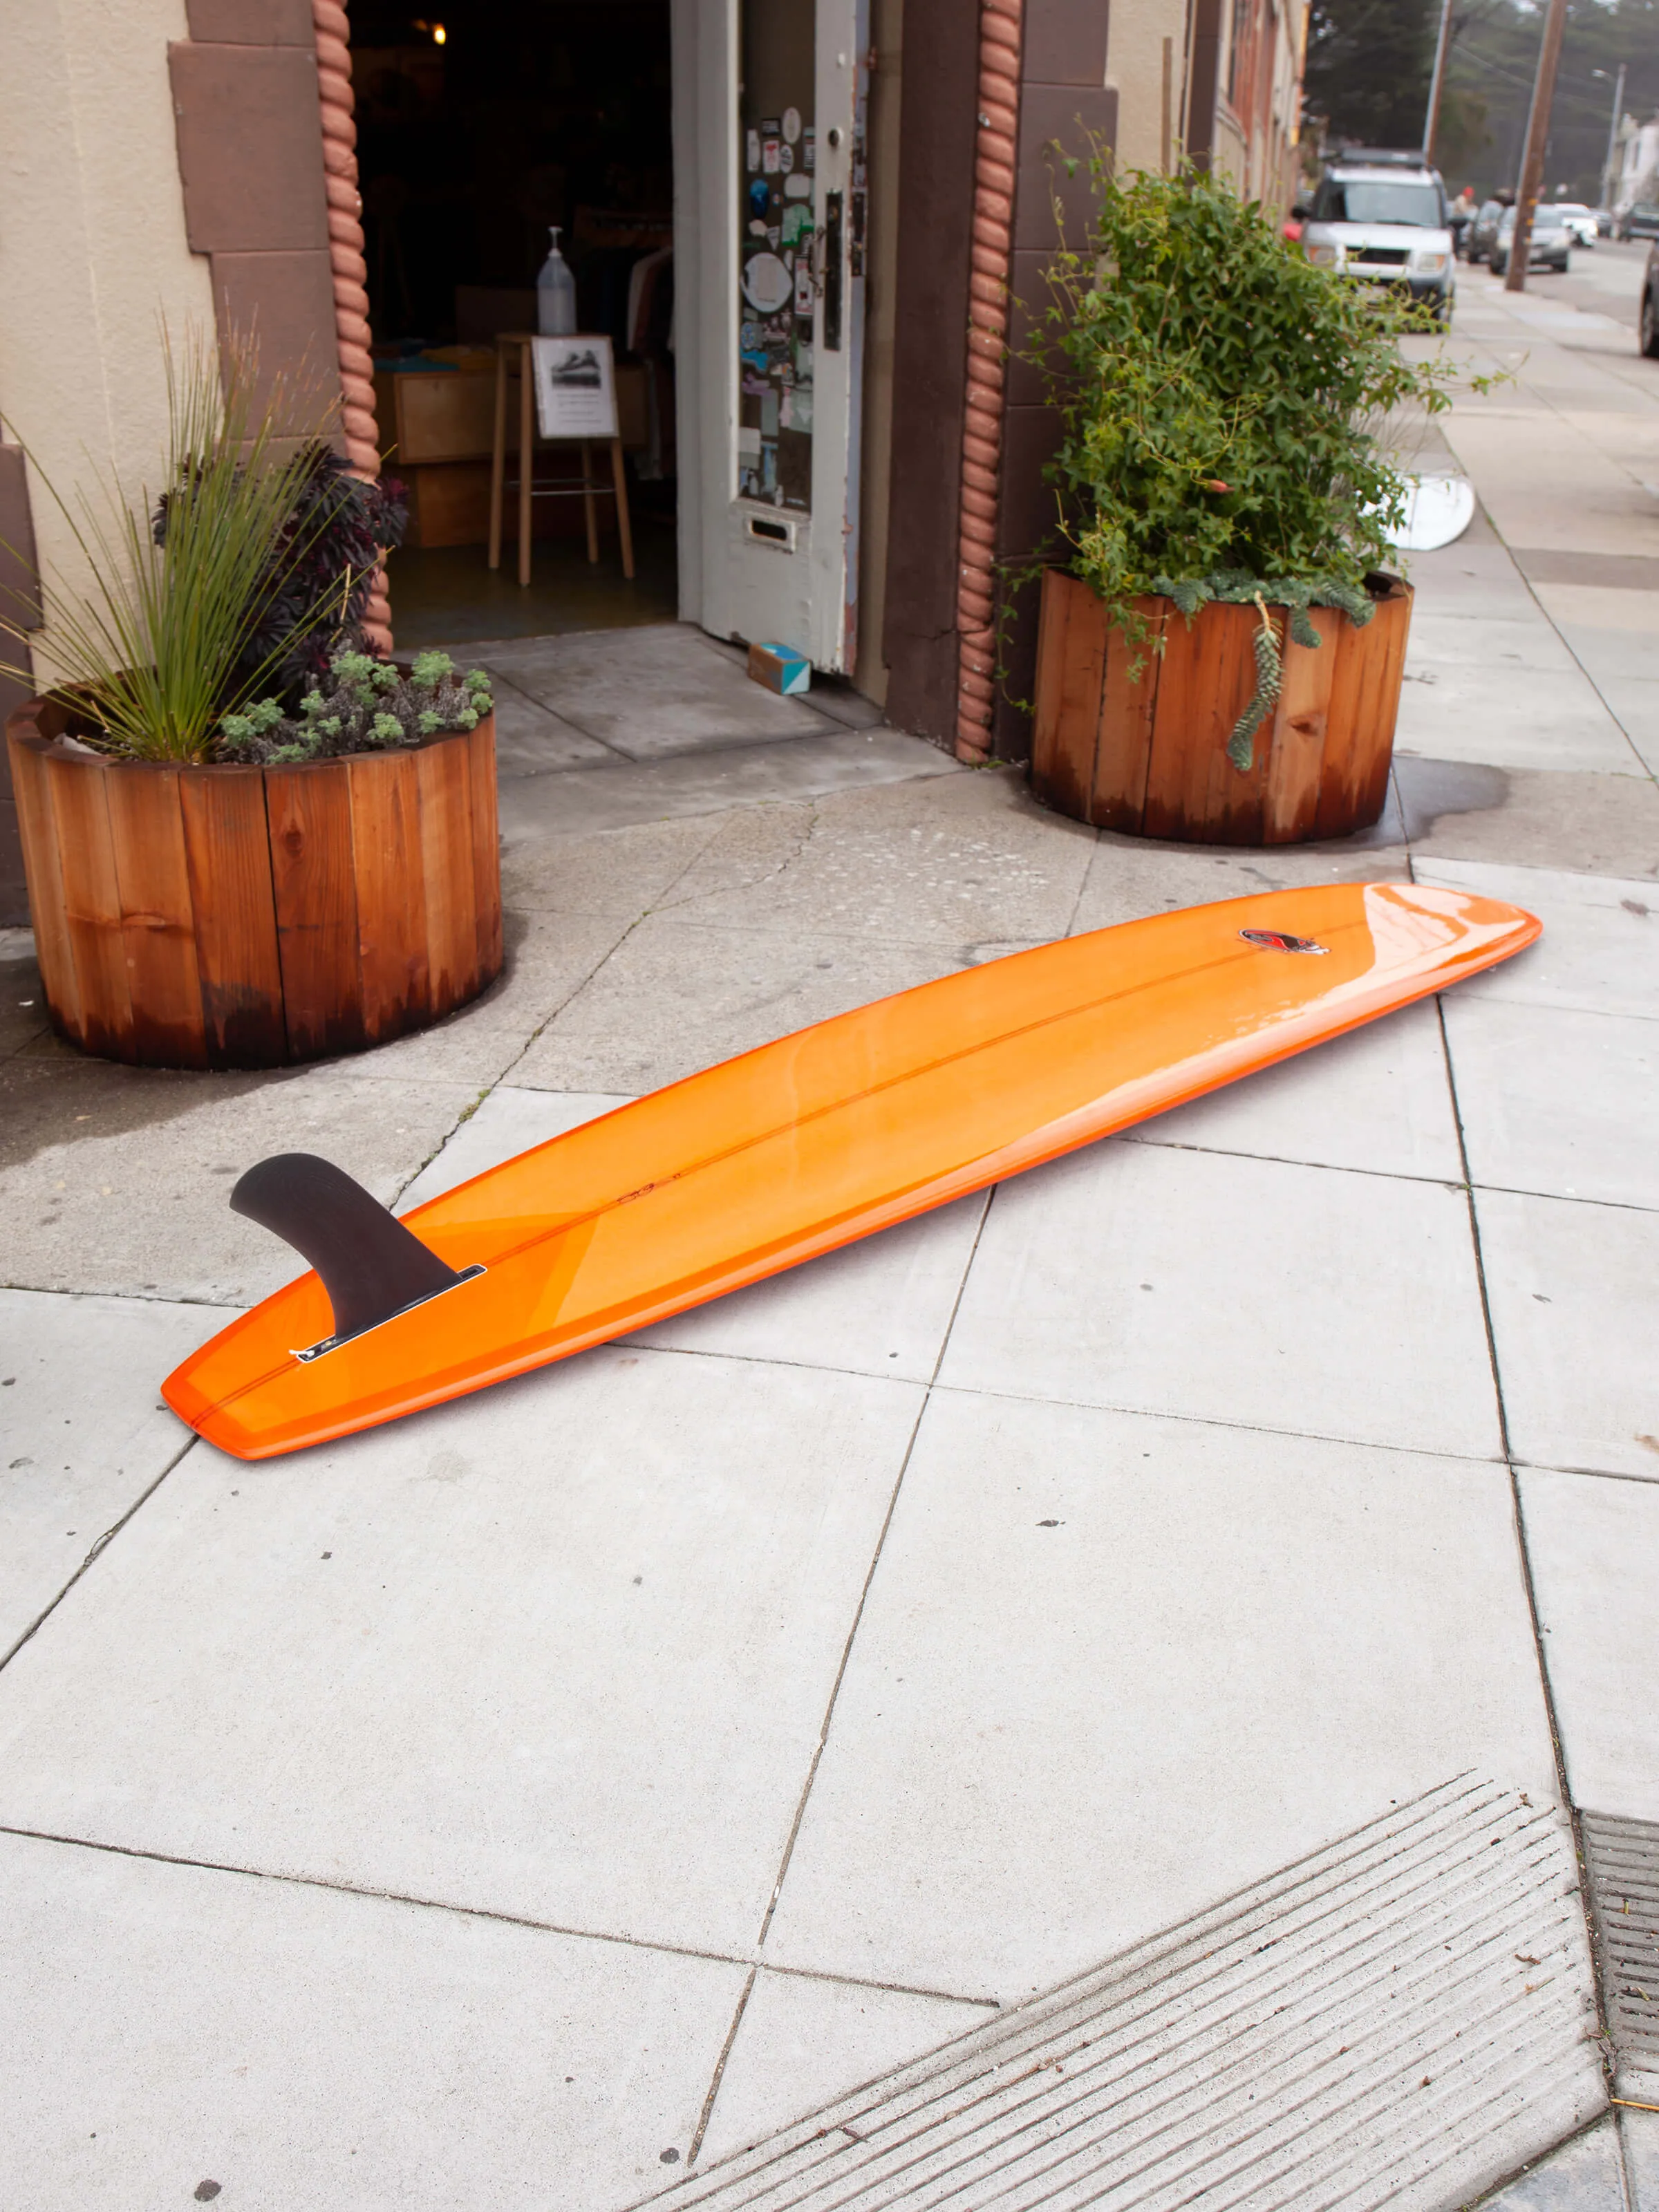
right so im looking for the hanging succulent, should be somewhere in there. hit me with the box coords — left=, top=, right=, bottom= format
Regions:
left=1152, top=570, right=1379, bottom=769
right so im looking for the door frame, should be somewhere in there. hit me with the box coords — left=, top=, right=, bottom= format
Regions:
left=668, top=0, right=722, bottom=639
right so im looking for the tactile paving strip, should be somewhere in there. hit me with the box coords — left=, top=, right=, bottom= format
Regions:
left=641, top=1778, right=1602, bottom=2212
left=1582, top=1810, right=1659, bottom=2069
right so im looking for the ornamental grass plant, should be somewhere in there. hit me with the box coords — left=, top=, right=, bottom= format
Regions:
left=1, top=326, right=418, bottom=766
left=1, top=330, right=332, bottom=762
left=153, top=437, right=409, bottom=706
left=1029, top=165, right=1483, bottom=764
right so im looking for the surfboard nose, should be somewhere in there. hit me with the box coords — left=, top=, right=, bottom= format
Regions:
left=230, top=1152, right=469, bottom=1353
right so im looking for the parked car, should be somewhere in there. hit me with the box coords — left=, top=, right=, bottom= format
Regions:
left=1554, top=202, right=1598, bottom=247
left=1465, top=196, right=1511, bottom=263
left=1298, top=162, right=1456, bottom=320
left=1615, top=203, right=1659, bottom=241
left=1640, top=241, right=1659, bottom=357
left=1488, top=204, right=1571, bottom=275
left=1328, top=147, right=1440, bottom=168
left=1593, top=207, right=1615, bottom=236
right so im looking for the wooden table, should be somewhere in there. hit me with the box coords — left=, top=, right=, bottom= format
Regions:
left=487, top=332, right=635, bottom=587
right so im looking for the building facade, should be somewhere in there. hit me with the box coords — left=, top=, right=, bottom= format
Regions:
left=1615, top=113, right=1659, bottom=213
left=1, top=0, right=1304, bottom=921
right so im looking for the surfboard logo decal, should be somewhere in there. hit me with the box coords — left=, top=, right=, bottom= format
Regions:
left=1239, top=928, right=1329, bottom=955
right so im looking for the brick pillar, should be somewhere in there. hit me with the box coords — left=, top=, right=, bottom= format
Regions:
left=991, top=0, right=1117, bottom=760
left=169, top=2, right=341, bottom=429
left=881, top=0, right=984, bottom=747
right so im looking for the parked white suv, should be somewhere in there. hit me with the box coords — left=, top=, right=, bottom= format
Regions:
left=1299, top=162, right=1456, bottom=323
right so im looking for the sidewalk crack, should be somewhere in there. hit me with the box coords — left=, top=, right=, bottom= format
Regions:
left=751, top=1185, right=997, bottom=1953
left=0, top=1430, right=198, bottom=1675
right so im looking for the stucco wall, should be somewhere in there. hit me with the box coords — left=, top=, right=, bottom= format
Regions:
left=1211, top=109, right=1249, bottom=194
left=1108, top=0, right=1190, bottom=178
left=0, top=0, right=215, bottom=679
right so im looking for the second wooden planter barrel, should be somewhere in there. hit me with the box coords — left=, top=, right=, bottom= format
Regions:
left=1031, top=568, right=1412, bottom=845
left=7, top=693, right=503, bottom=1069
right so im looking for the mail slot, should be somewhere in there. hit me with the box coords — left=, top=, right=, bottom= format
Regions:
left=745, top=512, right=797, bottom=550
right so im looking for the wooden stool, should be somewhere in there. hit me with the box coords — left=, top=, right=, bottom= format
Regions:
left=487, top=332, right=635, bottom=587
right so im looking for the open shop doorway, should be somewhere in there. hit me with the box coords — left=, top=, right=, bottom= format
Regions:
left=351, top=1, right=679, bottom=648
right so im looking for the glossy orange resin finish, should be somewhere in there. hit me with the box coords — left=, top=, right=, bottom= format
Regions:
left=164, top=881, right=1539, bottom=1459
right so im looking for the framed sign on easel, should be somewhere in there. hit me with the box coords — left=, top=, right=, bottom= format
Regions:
left=532, top=336, right=619, bottom=440
left=487, top=332, right=633, bottom=587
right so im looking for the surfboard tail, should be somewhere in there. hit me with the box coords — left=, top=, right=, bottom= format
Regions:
left=229, top=1153, right=479, bottom=1360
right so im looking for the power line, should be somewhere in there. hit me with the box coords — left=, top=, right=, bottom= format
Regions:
left=1447, top=37, right=1628, bottom=120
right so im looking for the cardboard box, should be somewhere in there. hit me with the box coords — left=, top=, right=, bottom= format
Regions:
left=748, top=641, right=811, bottom=695
left=401, top=461, right=493, bottom=549
left=373, top=368, right=497, bottom=467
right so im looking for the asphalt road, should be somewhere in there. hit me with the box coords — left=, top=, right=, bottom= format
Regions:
left=1476, top=232, right=1651, bottom=332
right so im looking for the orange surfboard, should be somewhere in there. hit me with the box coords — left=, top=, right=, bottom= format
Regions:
left=163, top=881, right=1539, bottom=1460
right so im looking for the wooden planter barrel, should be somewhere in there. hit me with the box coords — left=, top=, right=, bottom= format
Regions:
left=6, top=693, right=503, bottom=1069
left=1031, top=568, right=1413, bottom=845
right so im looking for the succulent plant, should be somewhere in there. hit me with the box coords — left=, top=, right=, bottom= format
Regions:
left=218, top=649, right=491, bottom=765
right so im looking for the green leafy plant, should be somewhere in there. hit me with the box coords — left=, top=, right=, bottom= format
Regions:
left=1027, top=164, right=1483, bottom=767
left=218, top=648, right=492, bottom=766
left=0, top=328, right=341, bottom=764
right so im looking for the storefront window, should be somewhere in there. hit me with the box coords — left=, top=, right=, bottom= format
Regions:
left=736, top=0, right=815, bottom=509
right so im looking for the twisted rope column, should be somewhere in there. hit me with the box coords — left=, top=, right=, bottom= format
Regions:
left=312, top=0, right=391, bottom=650
left=954, top=0, right=1024, bottom=762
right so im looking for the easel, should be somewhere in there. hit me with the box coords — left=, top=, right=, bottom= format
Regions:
left=487, top=332, right=635, bottom=587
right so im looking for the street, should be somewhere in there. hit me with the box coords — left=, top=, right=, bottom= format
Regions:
left=1503, top=230, right=1651, bottom=331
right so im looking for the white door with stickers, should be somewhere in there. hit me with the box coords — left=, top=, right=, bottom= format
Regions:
left=672, top=0, right=868, bottom=673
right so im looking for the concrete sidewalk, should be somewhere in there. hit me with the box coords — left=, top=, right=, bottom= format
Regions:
left=1, top=264, right=1656, bottom=2211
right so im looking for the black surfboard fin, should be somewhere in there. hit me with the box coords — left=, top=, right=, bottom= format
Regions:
left=230, top=1152, right=476, bottom=1355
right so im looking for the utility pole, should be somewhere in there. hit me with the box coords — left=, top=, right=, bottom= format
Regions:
left=1597, top=63, right=1627, bottom=210
left=1506, top=0, right=1568, bottom=293
left=1423, top=0, right=1455, bottom=165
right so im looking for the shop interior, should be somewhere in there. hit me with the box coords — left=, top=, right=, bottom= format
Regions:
left=349, top=0, right=679, bottom=646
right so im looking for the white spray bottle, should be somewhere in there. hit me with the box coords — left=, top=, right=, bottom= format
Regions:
left=536, top=226, right=577, bottom=336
